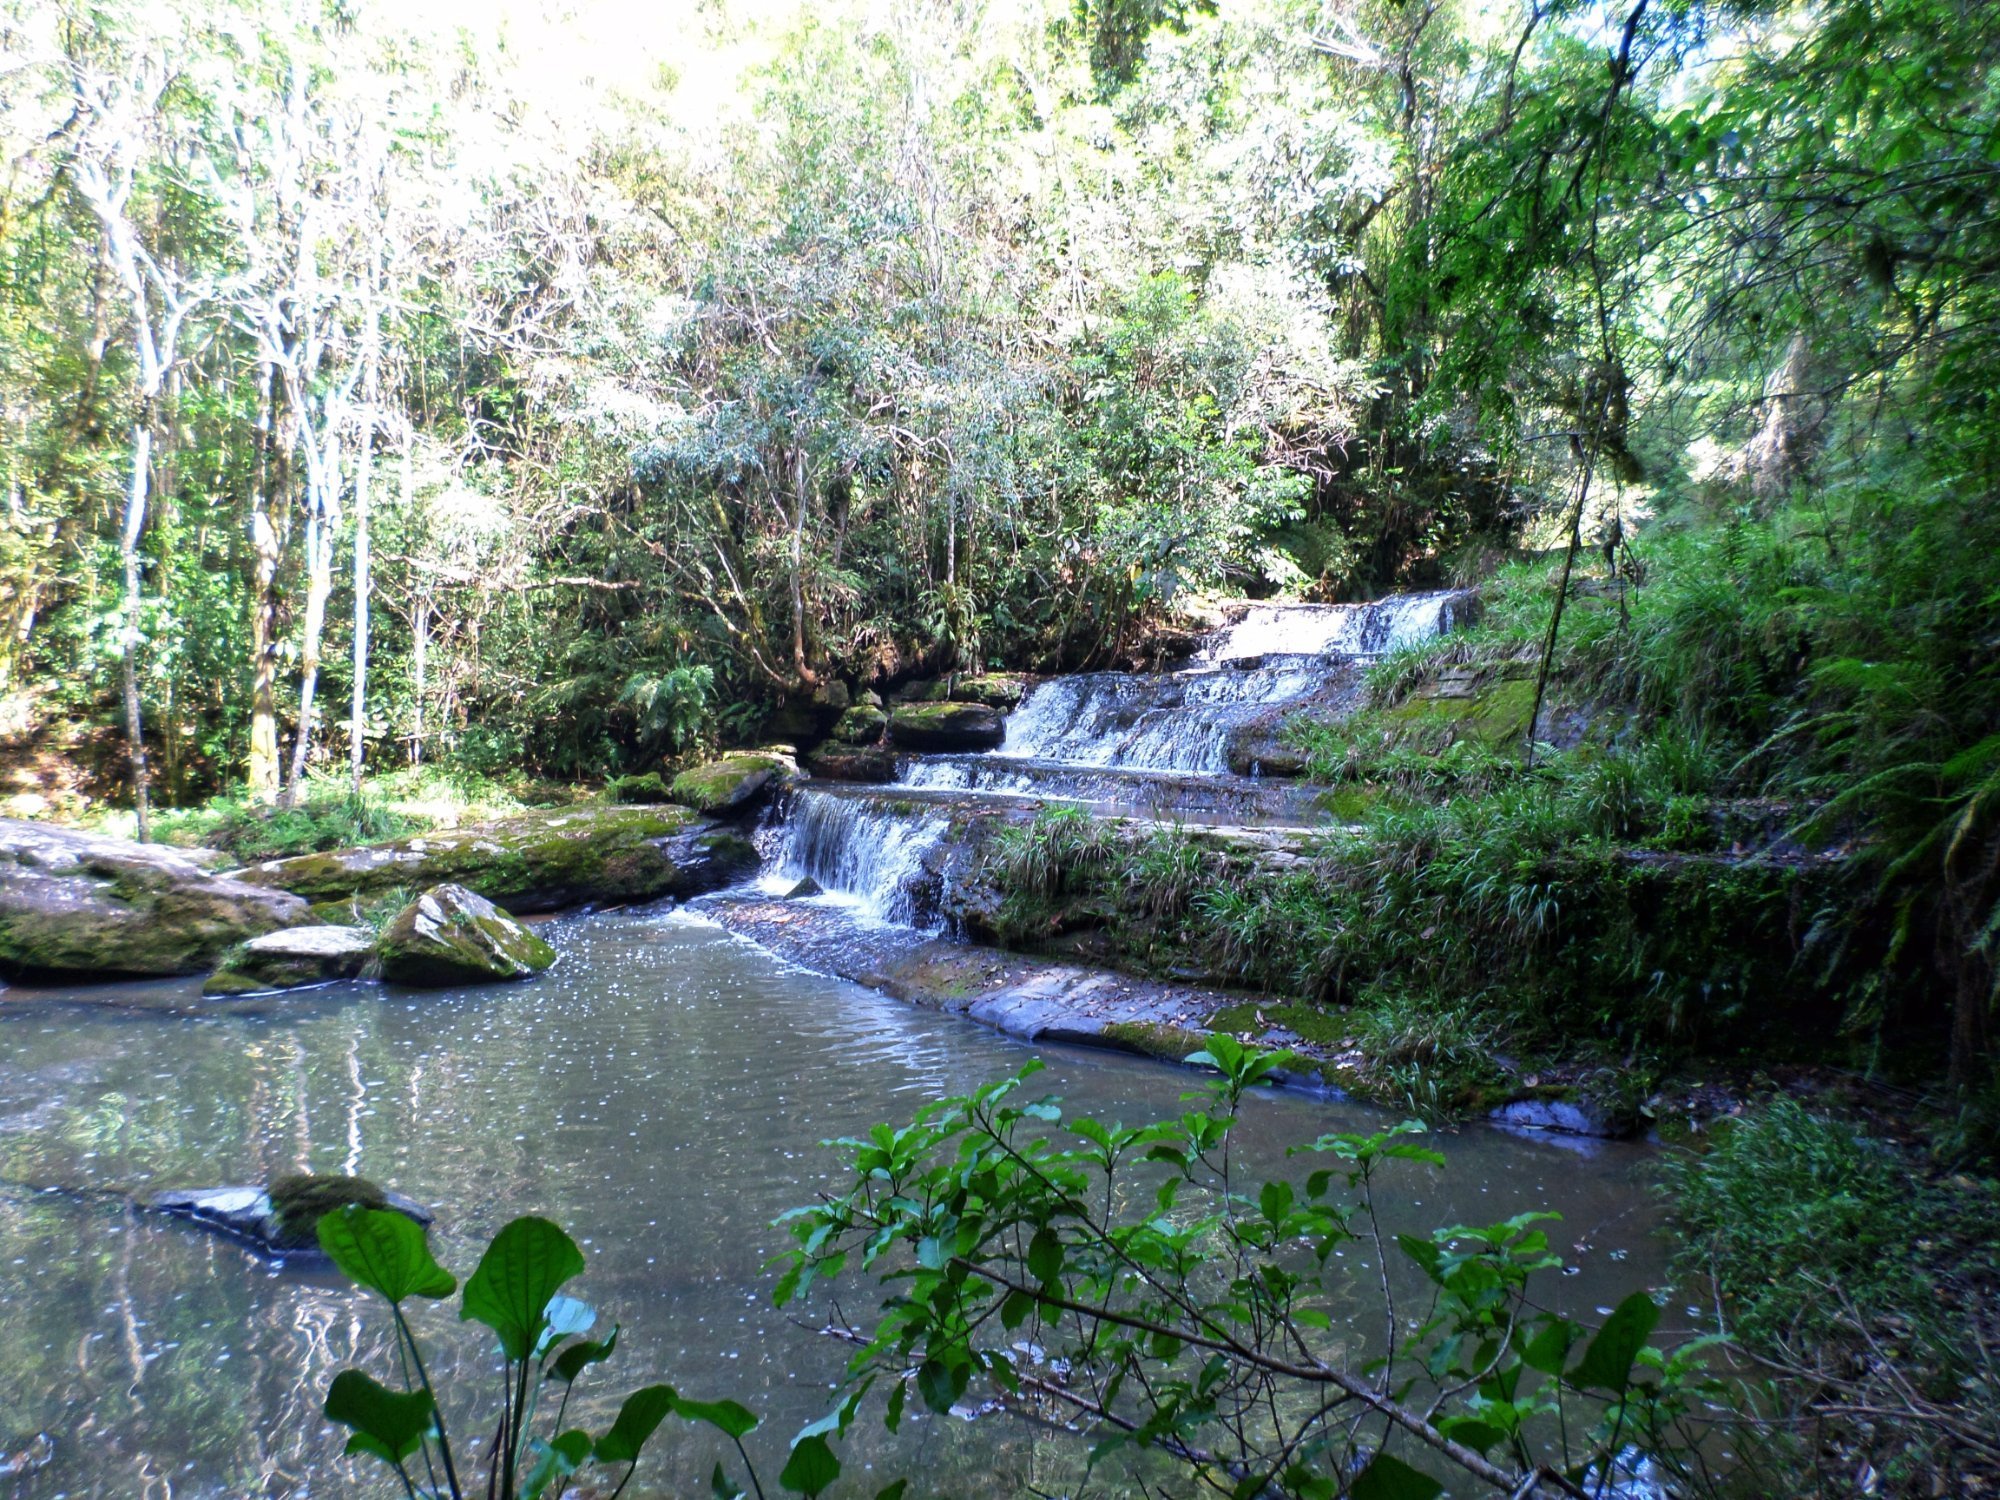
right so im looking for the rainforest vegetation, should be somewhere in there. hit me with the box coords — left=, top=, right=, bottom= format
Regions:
left=4, top=0, right=2000, bottom=1493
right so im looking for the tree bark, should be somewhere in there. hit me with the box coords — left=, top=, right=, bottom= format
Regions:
left=248, top=363, right=282, bottom=802
left=120, top=415, right=153, bottom=841
left=284, top=438, right=339, bottom=805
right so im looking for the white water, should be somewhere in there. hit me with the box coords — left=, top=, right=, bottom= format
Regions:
left=1200, top=590, right=1469, bottom=661
left=764, top=789, right=953, bottom=926
left=773, top=592, right=1468, bottom=920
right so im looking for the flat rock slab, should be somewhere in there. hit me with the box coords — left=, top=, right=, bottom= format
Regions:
left=237, top=803, right=757, bottom=914
left=204, top=924, right=376, bottom=995
left=0, top=818, right=309, bottom=978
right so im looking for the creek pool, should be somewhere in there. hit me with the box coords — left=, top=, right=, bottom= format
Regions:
left=0, top=906, right=1673, bottom=1498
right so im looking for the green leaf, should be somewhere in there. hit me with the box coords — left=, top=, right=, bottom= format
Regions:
left=875, top=1482, right=910, bottom=1500
left=778, top=1433, right=841, bottom=1496
left=548, top=1324, right=620, bottom=1383
left=1026, top=1225, right=1063, bottom=1286
left=916, top=1357, right=969, bottom=1413
left=1569, top=1292, right=1661, bottom=1392
left=317, top=1207, right=455, bottom=1304
left=711, top=1461, right=746, bottom=1500
left=523, top=1429, right=592, bottom=1499
left=594, top=1384, right=679, bottom=1465
left=672, top=1394, right=761, bottom=1441
left=1349, top=1451, right=1444, bottom=1500
left=460, top=1216, right=586, bottom=1361
left=323, top=1369, right=435, bottom=1466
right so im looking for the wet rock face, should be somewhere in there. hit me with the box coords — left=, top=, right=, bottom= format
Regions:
left=376, top=884, right=556, bottom=987
left=203, top=925, right=376, bottom=996
left=148, top=1174, right=432, bottom=1257
left=238, top=803, right=754, bottom=914
left=669, top=753, right=793, bottom=815
left=888, top=701, right=1006, bottom=752
left=0, top=818, right=310, bottom=978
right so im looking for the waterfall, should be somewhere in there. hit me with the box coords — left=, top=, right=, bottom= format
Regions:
left=755, top=588, right=1469, bottom=927
left=1200, top=590, right=1467, bottom=661
left=765, top=788, right=952, bottom=926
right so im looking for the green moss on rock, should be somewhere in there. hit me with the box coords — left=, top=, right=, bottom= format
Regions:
left=376, top=884, right=557, bottom=987
left=267, top=1174, right=388, bottom=1251
left=238, top=803, right=748, bottom=914
left=669, top=754, right=790, bottom=814
left=831, top=704, right=888, bottom=744
left=888, top=701, right=1006, bottom=752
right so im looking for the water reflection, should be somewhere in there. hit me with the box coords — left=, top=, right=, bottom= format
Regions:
left=0, top=909, right=1672, bottom=1497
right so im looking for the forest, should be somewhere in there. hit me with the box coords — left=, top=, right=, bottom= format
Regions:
left=1, top=0, right=1998, bottom=1495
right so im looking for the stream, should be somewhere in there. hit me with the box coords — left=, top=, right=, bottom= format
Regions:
left=0, top=594, right=1680, bottom=1498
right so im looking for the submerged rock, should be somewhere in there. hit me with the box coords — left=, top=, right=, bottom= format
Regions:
left=668, top=753, right=793, bottom=815
left=0, top=818, right=309, bottom=978
left=888, top=701, right=1006, bottom=752
left=203, top=925, right=376, bottom=996
left=148, top=1173, right=431, bottom=1257
left=238, top=803, right=756, bottom=914
left=780, top=876, right=823, bottom=898
left=805, top=743, right=900, bottom=782
left=377, top=884, right=555, bottom=987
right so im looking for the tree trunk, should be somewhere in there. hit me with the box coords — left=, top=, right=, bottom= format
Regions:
left=120, top=416, right=153, bottom=841
left=248, top=364, right=282, bottom=802
left=284, top=445, right=338, bottom=806
left=349, top=423, right=371, bottom=800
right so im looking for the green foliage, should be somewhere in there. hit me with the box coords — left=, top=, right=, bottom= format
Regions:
left=774, top=1048, right=1735, bottom=1497
left=315, top=1208, right=844, bottom=1500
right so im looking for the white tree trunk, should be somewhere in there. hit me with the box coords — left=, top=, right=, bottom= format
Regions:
left=120, top=419, right=153, bottom=841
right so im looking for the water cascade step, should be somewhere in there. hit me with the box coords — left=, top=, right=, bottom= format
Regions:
left=761, top=591, right=1470, bottom=925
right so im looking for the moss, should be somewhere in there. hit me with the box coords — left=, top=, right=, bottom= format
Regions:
left=1313, top=786, right=1381, bottom=822
left=1208, top=1001, right=1348, bottom=1048
left=267, top=1173, right=388, bottom=1251
left=668, top=754, right=787, bottom=814
left=1099, top=1020, right=1211, bottom=1065
left=887, top=701, right=1006, bottom=751
left=831, top=704, right=888, bottom=744
left=604, top=772, right=673, bottom=803
left=241, top=804, right=710, bottom=912
left=1378, top=674, right=1538, bottom=749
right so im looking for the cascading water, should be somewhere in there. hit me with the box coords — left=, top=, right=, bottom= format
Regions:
left=763, top=590, right=1469, bottom=924
left=762, top=786, right=954, bottom=926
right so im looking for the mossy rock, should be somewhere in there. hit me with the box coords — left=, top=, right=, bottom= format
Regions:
left=203, top=925, right=375, bottom=995
left=239, top=804, right=751, bottom=914
left=0, top=817, right=310, bottom=978
left=1380, top=674, right=1538, bottom=749
left=148, top=1176, right=432, bottom=1258
left=888, top=701, right=1006, bottom=752
left=805, top=743, right=900, bottom=783
left=946, top=674, right=1029, bottom=710
left=604, top=772, right=673, bottom=804
left=377, top=884, right=556, bottom=988
left=266, top=1173, right=390, bottom=1250
left=668, top=753, right=792, bottom=815
left=831, top=704, right=888, bottom=745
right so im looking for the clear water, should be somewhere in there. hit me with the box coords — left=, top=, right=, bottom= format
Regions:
left=0, top=906, right=1672, bottom=1499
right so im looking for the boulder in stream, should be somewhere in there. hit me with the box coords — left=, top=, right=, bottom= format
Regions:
left=888, top=701, right=1006, bottom=752
left=237, top=803, right=757, bottom=914
left=148, top=1173, right=432, bottom=1257
left=377, top=884, right=556, bottom=987
left=0, top=818, right=310, bottom=978
left=668, top=752, right=794, bottom=815
left=805, top=743, right=899, bottom=782
left=203, top=924, right=376, bottom=996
